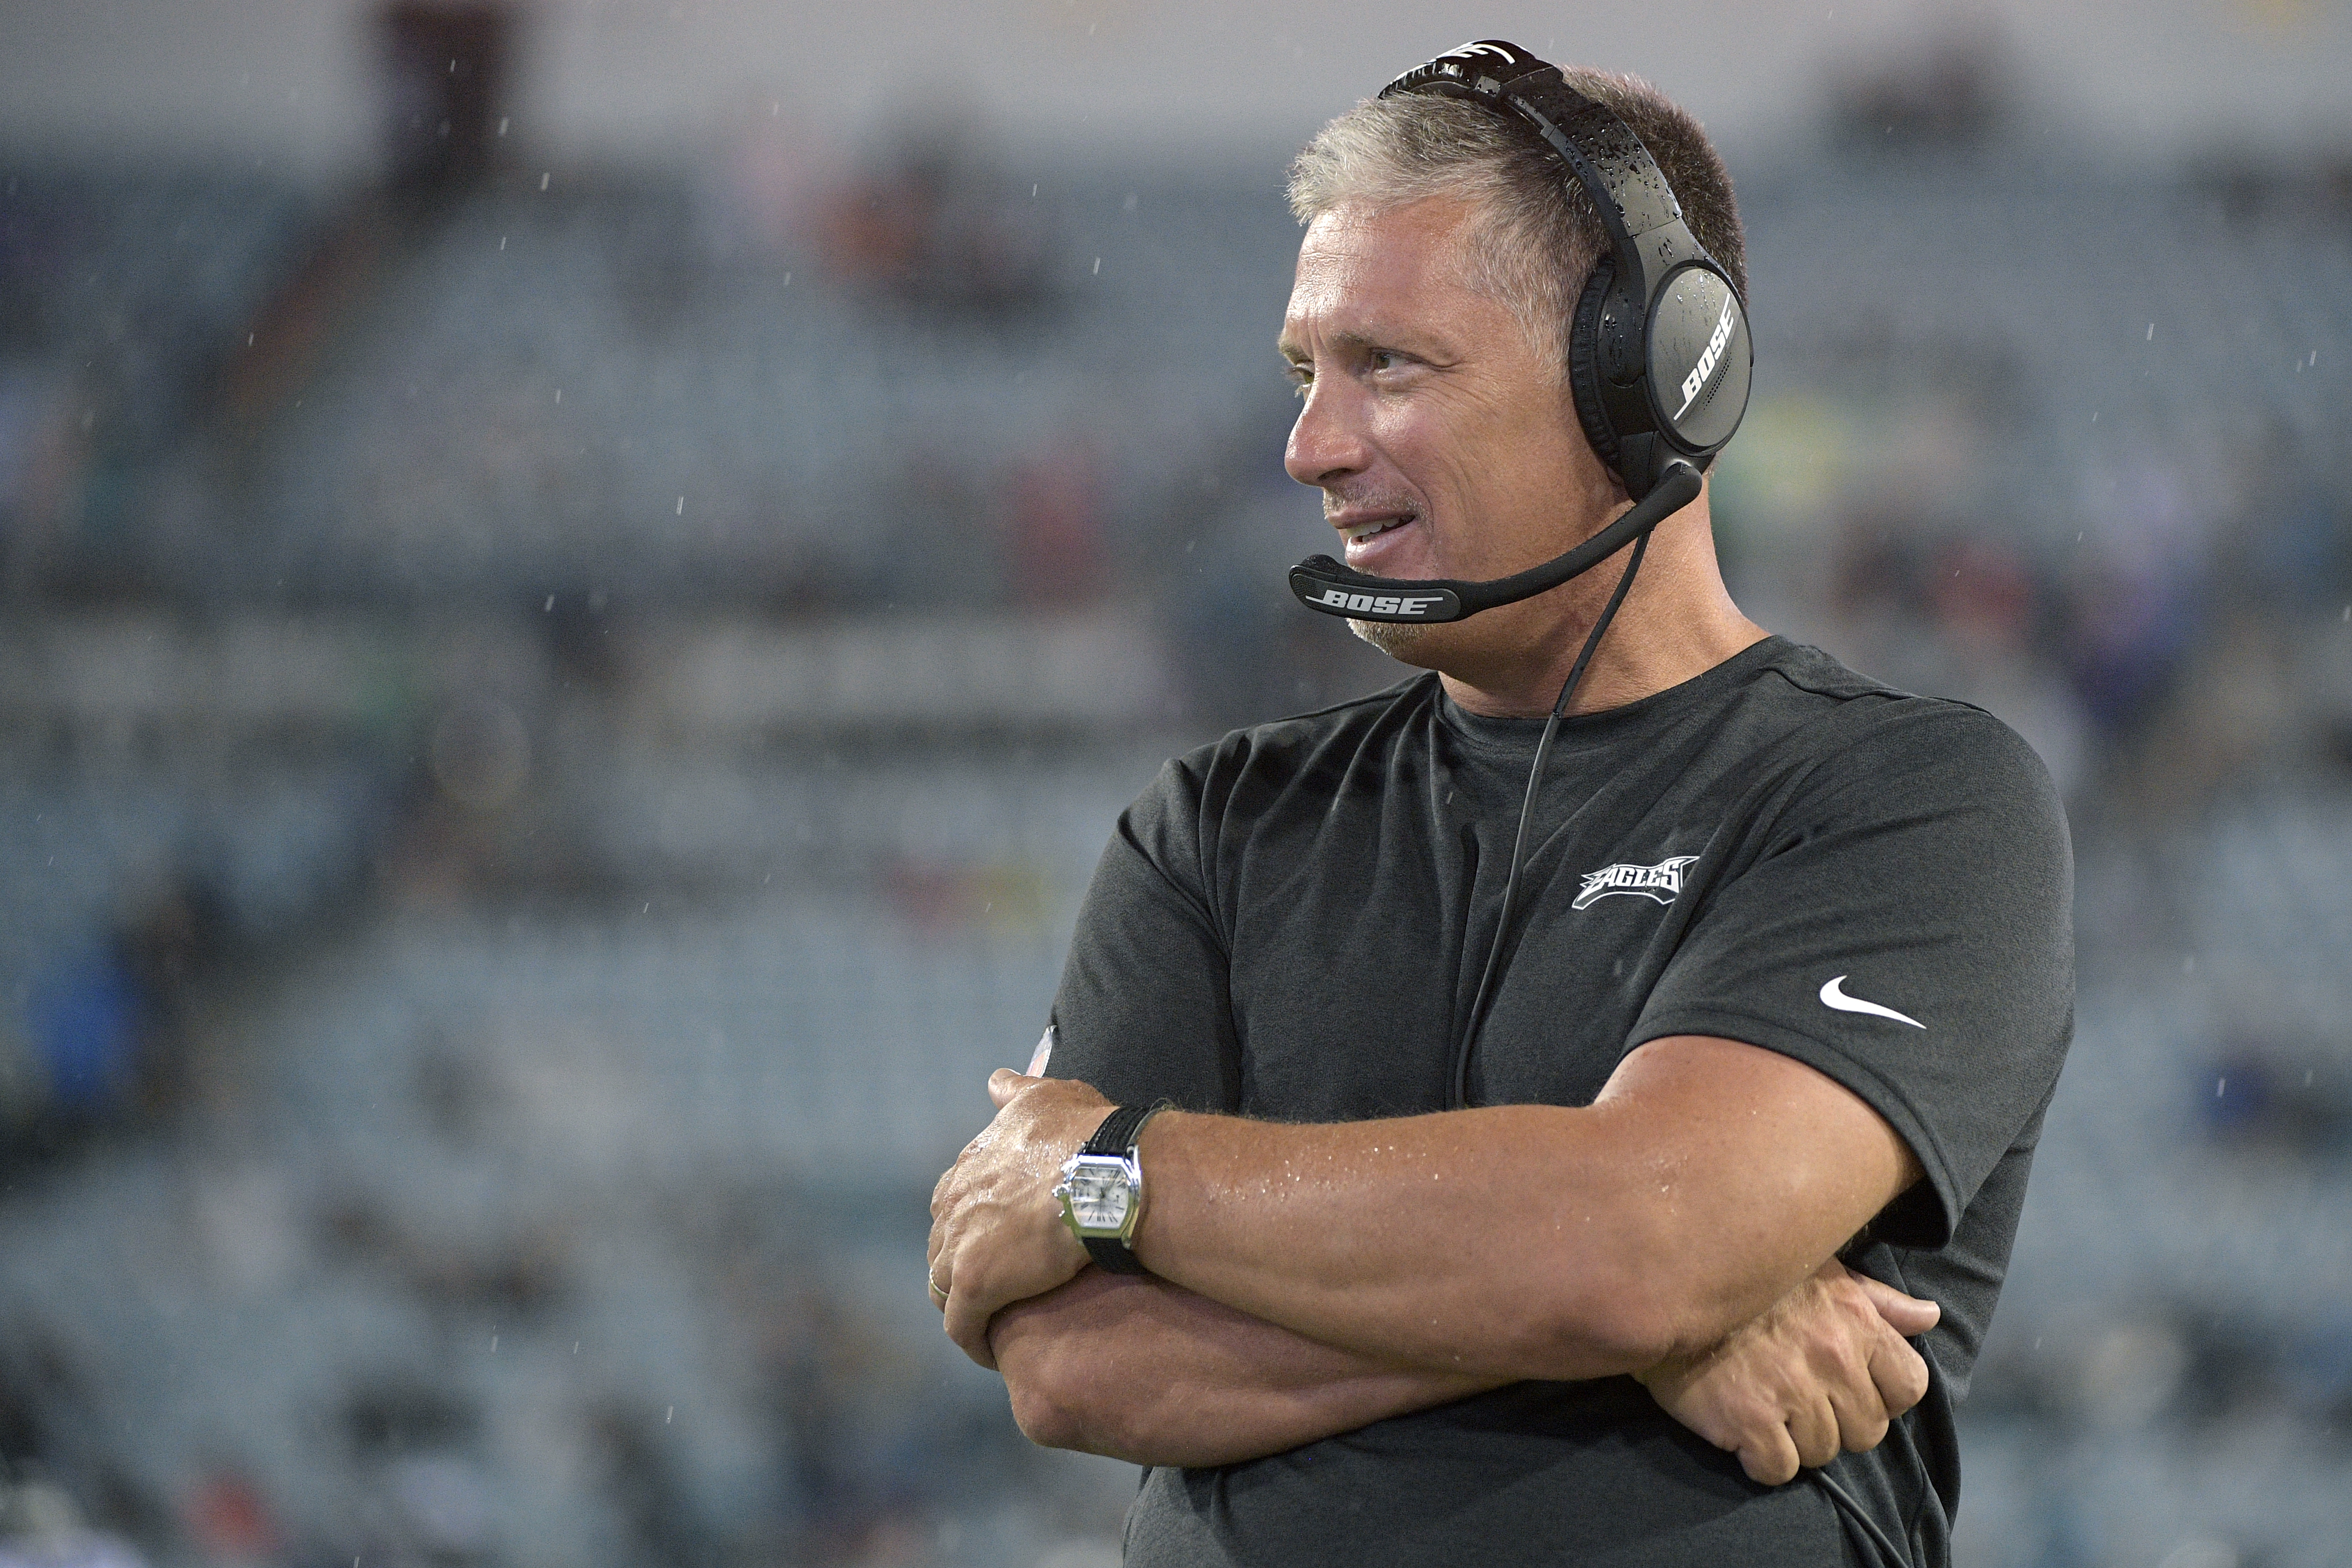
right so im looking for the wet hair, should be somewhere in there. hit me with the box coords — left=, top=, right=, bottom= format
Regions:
left=1286, top=70, right=1746, bottom=376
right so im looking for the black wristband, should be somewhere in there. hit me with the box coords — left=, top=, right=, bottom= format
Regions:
left=1078, top=1102, right=1169, bottom=1275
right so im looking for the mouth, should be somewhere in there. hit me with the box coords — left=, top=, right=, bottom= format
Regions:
left=1338, top=515, right=1412, bottom=545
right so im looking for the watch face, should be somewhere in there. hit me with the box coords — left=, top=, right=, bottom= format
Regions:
left=1063, top=1161, right=1135, bottom=1234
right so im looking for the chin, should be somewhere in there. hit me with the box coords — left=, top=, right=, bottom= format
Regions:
left=1348, top=617, right=1437, bottom=664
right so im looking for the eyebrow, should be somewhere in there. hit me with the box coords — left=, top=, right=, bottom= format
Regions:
left=1275, top=328, right=1404, bottom=364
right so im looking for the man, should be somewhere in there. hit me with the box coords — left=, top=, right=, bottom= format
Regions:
left=928, top=48, right=2071, bottom=1568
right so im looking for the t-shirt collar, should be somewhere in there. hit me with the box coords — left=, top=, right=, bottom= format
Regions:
left=1434, top=634, right=1793, bottom=753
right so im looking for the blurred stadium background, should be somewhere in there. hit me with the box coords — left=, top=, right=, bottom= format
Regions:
left=2, top=2, right=2349, bottom=1565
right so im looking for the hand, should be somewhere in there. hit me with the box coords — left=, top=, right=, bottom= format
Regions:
left=927, top=1070, right=1115, bottom=1368
left=1633, top=1259, right=1939, bottom=1485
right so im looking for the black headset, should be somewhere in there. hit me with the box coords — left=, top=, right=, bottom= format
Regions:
left=1286, top=39, right=1752, bottom=626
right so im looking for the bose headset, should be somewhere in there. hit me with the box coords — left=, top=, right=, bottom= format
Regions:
left=1283, top=45, right=1919, bottom=1568
left=1286, top=38, right=1750, bottom=626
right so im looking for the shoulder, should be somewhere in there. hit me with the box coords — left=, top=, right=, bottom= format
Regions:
left=1155, top=672, right=1440, bottom=812
left=1740, top=645, right=2070, bottom=879
left=1116, top=672, right=1439, bottom=886
left=1755, top=642, right=2061, bottom=807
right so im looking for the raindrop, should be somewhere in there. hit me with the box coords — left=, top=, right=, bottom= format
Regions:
left=490, top=1333, right=498, bottom=1351
left=544, top=595, right=555, bottom=611
left=665, top=1405, right=674, bottom=1424
left=676, top=495, right=685, bottom=515
left=1032, top=183, right=1039, bottom=198
left=572, top=1341, right=580, bottom=1354
left=498, top=117, right=510, bottom=136
left=247, top=332, right=255, bottom=346
left=554, top=388, right=561, bottom=402
left=2183, top=955, right=2195, bottom=973
left=540, top=171, right=550, bottom=191
left=1123, top=191, right=1138, bottom=212
left=2216, top=1077, right=2226, bottom=1097
left=642, top=902, right=651, bottom=914
left=1092, top=257, right=1102, bottom=275
left=2146, top=323, right=2154, bottom=340
left=499, top=235, right=506, bottom=251
left=2307, top=1070, right=2316, bottom=1086
left=771, top=101, right=780, bottom=117
left=782, top=271, right=791, bottom=286
left=2091, top=411, right=2099, bottom=422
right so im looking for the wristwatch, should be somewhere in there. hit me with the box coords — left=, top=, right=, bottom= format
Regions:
left=1053, top=1102, right=1171, bottom=1275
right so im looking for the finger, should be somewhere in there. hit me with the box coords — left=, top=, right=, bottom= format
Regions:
left=941, top=1281, right=1000, bottom=1370
left=925, top=1198, right=951, bottom=1269
left=1822, top=1369, right=1891, bottom=1455
left=1740, top=1424, right=1801, bottom=1486
left=1865, top=1329, right=1931, bottom=1418
left=988, top=1068, right=1036, bottom=1108
left=1852, top=1272, right=1941, bottom=1338
left=1789, top=1391, right=1840, bottom=1471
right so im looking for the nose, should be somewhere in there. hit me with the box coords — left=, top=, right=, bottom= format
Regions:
left=1284, top=377, right=1368, bottom=490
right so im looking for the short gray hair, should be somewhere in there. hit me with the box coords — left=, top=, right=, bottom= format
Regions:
left=1286, top=70, right=1748, bottom=376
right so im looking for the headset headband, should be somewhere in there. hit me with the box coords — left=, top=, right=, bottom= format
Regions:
left=1381, top=43, right=1680, bottom=278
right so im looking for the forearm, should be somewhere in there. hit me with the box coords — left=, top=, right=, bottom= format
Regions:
left=1128, top=1041, right=1914, bottom=1382
left=1129, top=1105, right=1665, bottom=1381
left=990, top=1268, right=1504, bottom=1467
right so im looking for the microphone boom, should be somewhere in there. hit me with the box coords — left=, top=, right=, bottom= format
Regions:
left=1287, top=462, right=1702, bottom=624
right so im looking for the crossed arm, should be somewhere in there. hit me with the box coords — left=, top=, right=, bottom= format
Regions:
left=930, top=1033, right=1935, bottom=1483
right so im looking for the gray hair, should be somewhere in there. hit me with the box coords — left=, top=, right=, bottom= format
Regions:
left=1286, top=72, right=1748, bottom=376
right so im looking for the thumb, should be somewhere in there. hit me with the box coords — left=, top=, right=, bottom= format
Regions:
left=989, top=1067, right=1038, bottom=1108
left=1853, top=1272, right=1941, bottom=1337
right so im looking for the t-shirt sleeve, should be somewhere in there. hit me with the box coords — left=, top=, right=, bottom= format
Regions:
left=1630, top=702, right=2074, bottom=1250
left=1042, top=754, right=1245, bottom=1114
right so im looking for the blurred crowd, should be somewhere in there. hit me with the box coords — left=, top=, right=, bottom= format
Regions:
left=3, top=38, right=2351, bottom=1568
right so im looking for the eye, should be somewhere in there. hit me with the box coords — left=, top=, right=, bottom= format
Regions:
left=1284, top=363, right=1314, bottom=399
left=1368, top=349, right=1400, bottom=373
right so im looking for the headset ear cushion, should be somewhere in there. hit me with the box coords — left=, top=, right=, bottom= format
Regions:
left=1568, top=258, right=1624, bottom=478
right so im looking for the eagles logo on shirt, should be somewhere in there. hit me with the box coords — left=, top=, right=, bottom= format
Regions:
left=1572, top=854, right=1700, bottom=910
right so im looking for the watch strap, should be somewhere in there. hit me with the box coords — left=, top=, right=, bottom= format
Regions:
left=1077, top=1102, right=1170, bottom=1275
left=1082, top=1101, right=1164, bottom=1159
left=1081, top=1234, right=1147, bottom=1273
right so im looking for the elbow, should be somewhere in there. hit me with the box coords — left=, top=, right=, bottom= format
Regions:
left=1000, top=1341, right=1134, bottom=1456
left=1005, top=1353, right=1179, bottom=1463
left=1005, top=1374, right=1087, bottom=1452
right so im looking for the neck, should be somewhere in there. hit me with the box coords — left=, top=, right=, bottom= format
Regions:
left=1434, top=489, right=1767, bottom=719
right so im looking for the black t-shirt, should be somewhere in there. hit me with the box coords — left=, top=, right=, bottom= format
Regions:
left=1045, top=636, right=2074, bottom=1568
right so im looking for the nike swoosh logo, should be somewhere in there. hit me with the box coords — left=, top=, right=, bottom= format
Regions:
left=1819, top=975, right=1925, bottom=1029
